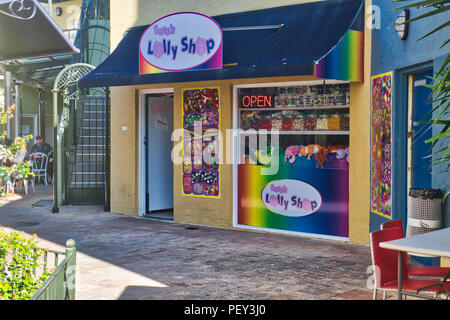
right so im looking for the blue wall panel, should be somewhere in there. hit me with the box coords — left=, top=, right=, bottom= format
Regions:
left=370, top=1, right=450, bottom=232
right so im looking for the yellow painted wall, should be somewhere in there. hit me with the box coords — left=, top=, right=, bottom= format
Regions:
left=111, top=75, right=315, bottom=223
left=348, top=0, right=372, bottom=244
left=41, top=0, right=82, bottom=30
left=110, top=0, right=322, bottom=50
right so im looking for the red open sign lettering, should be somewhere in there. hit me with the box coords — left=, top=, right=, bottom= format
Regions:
left=241, top=95, right=272, bottom=108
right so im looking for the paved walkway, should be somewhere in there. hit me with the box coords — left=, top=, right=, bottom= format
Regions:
left=0, top=185, right=381, bottom=300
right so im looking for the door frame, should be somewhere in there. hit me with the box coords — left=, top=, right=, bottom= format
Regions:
left=407, top=68, right=433, bottom=192
left=395, top=61, right=433, bottom=224
left=138, top=88, right=174, bottom=216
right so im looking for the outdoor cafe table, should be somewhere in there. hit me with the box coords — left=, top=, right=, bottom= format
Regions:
left=380, top=227, right=450, bottom=300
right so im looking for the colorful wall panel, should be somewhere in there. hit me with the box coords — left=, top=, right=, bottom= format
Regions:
left=182, top=87, right=221, bottom=198
left=238, top=161, right=349, bottom=238
left=370, top=72, right=393, bottom=219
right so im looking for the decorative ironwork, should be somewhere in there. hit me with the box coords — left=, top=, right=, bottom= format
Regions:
left=0, top=0, right=37, bottom=20
left=53, top=63, right=95, bottom=211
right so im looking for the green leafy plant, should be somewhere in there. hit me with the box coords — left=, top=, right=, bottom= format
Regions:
left=0, top=230, right=51, bottom=300
left=10, top=161, right=34, bottom=179
left=394, top=0, right=449, bottom=198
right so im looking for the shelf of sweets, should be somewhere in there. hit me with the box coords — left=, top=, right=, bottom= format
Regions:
left=240, top=105, right=350, bottom=111
left=240, top=112, right=349, bottom=132
left=274, top=85, right=349, bottom=107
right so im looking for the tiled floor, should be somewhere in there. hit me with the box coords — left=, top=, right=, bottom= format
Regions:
left=0, top=185, right=378, bottom=300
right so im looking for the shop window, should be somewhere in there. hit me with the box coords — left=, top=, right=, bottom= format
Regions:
left=238, top=83, right=350, bottom=167
left=236, top=82, right=350, bottom=239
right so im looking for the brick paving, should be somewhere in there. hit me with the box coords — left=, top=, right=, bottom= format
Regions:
left=0, top=185, right=378, bottom=300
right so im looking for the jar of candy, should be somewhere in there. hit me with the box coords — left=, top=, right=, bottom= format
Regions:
left=293, top=113, right=304, bottom=130
left=303, top=95, right=312, bottom=107
left=304, top=114, right=317, bottom=131
left=335, top=92, right=345, bottom=105
left=282, top=112, right=294, bottom=130
left=241, top=111, right=259, bottom=130
left=271, top=112, right=283, bottom=130
left=340, top=113, right=350, bottom=131
left=327, top=113, right=341, bottom=131
left=290, top=96, right=298, bottom=106
left=325, top=94, right=335, bottom=106
left=259, top=113, right=272, bottom=130
left=317, top=94, right=325, bottom=106
left=316, top=114, right=328, bottom=131
left=274, top=95, right=281, bottom=107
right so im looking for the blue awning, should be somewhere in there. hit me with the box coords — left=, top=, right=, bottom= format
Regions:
left=79, top=0, right=363, bottom=88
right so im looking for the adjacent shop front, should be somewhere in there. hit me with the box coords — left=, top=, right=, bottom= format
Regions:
left=79, top=0, right=372, bottom=243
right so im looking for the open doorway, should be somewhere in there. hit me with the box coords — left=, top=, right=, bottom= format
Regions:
left=144, top=93, right=174, bottom=220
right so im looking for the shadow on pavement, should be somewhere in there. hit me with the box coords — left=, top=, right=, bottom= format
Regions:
left=0, top=184, right=375, bottom=300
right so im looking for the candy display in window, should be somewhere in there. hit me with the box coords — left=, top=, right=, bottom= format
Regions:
left=304, top=114, right=316, bottom=130
left=316, top=114, right=328, bottom=130
left=293, top=114, right=305, bottom=130
left=327, top=114, right=341, bottom=131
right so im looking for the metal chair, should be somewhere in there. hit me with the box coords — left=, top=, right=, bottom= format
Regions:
left=31, top=152, right=49, bottom=186
left=14, top=175, right=35, bottom=194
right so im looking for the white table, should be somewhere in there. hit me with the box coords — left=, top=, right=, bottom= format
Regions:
left=380, top=227, right=450, bottom=300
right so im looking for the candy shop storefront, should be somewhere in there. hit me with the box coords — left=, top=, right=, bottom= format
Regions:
left=234, top=80, right=353, bottom=240
left=79, top=0, right=371, bottom=243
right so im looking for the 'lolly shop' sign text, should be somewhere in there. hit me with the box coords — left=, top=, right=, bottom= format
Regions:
left=261, top=179, right=322, bottom=217
left=139, top=12, right=223, bottom=74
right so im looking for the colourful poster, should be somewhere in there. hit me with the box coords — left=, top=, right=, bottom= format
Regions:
left=370, top=72, right=393, bottom=219
left=238, top=156, right=349, bottom=238
left=182, top=87, right=220, bottom=198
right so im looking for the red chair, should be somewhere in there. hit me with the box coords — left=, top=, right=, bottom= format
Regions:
left=370, top=227, right=449, bottom=300
left=381, top=220, right=450, bottom=280
left=380, top=219, right=403, bottom=230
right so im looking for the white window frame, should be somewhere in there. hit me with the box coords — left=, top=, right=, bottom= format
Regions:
left=232, top=80, right=350, bottom=242
left=21, top=113, right=39, bottom=139
left=138, top=88, right=174, bottom=216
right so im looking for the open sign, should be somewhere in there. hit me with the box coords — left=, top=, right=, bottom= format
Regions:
left=240, top=95, right=273, bottom=108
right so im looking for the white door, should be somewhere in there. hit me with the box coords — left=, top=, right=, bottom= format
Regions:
left=147, top=96, right=174, bottom=211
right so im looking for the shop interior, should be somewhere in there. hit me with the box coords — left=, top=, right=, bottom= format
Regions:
left=145, top=93, right=174, bottom=220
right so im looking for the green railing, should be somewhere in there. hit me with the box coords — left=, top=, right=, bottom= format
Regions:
left=30, top=239, right=77, bottom=300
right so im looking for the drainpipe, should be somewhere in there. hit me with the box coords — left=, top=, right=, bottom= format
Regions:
left=52, top=85, right=60, bottom=213
left=104, top=87, right=110, bottom=212
left=39, top=89, right=45, bottom=139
